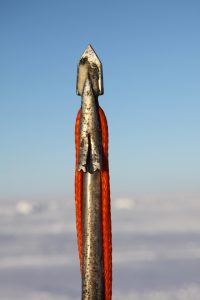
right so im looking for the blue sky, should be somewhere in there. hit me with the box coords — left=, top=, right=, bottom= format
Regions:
left=0, top=0, right=200, bottom=201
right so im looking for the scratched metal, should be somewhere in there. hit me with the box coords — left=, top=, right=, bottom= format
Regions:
left=76, top=44, right=104, bottom=96
left=82, top=171, right=104, bottom=300
left=78, top=78, right=102, bottom=173
left=77, top=45, right=104, bottom=299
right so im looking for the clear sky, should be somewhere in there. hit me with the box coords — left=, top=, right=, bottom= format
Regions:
left=0, top=0, right=200, bottom=201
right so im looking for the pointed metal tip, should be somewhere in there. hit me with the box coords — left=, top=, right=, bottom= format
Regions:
left=76, top=45, right=104, bottom=96
left=86, top=44, right=94, bottom=50
left=82, top=44, right=101, bottom=63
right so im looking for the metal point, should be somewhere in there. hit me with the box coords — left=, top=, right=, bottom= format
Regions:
left=76, top=44, right=104, bottom=96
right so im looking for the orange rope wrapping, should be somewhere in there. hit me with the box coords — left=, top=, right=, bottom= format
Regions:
left=75, top=110, right=83, bottom=269
left=75, top=106, right=112, bottom=300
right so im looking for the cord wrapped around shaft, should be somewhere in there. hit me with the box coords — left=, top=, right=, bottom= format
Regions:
left=75, top=110, right=83, bottom=269
left=75, top=106, right=112, bottom=300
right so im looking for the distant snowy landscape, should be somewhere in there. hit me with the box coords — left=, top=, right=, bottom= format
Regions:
left=1, top=194, right=200, bottom=300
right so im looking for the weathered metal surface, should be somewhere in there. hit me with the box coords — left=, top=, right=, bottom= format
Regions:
left=76, top=44, right=104, bottom=96
left=82, top=171, right=104, bottom=300
left=77, top=45, right=104, bottom=300
left=78, top=78, right=102, bottom=173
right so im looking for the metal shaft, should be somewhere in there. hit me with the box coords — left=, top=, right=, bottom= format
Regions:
left=77, top=45, right=105, bottom=300
left=82, top=171, right=104, bottom=300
